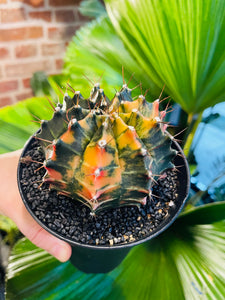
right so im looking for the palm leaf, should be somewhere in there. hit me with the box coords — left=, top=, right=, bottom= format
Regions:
left=0, top=97, right=53, bottom=154
left=180, top=201, right=225, bottom=225
left=105, top=0, right=225, bottom=113
left=30, top=72, right=57, bottom=99
left=63, top=16, right=160, bottom=99
left=5, top=202, right=225, bottom=299
left=78, top=0, right=106, bottom=18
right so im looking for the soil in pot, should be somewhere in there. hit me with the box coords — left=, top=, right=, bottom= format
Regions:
left=19, top=139, right=179, bottom=247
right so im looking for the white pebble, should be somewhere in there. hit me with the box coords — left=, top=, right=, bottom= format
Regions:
left=169, top=200, right=174, bottom=207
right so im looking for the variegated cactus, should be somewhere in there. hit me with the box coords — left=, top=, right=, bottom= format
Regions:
left=37, top=83, right=176, bottom=213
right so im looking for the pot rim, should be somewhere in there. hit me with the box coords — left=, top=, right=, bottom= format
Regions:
left=17, top=132, right=190, bottom=250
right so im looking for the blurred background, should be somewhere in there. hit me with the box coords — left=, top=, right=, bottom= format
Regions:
left=0, top=0, right=225, bottom=299
left=0, top=0, right=89, bottom=107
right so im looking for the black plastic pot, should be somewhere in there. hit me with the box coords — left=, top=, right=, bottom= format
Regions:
left=17, top=135, right=190, bottom=273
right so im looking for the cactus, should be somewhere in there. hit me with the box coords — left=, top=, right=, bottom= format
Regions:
left=36, top=82, right=177, bottom=213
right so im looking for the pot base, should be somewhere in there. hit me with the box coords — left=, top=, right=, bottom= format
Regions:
left=70, top=246, right=131, bottom=273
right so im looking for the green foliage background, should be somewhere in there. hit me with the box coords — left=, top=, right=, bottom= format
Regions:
left=0, top=0, right=224, bottom=299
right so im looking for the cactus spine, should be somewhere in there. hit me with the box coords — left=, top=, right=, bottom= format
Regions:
left=37, top=82, right=176, bottom=213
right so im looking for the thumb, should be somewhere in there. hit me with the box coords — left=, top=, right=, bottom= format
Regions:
left=3, top=184, right=72, bottom=262
left=0, top=149, right=72, bottom=262
left=17, top=212, right=72, bottom=262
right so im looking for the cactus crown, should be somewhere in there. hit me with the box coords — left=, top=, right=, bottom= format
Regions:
left=37, top=82, right=176, bottom=214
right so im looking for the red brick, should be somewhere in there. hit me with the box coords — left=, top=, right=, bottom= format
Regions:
left=23, top=78, right=31, bottom=89
left=11, top=0, right=44, bottom=7
left=28, top=27, right=44, bottom=39
left=49, top=0, right=80, bottom=6
left=48, top=25, right=79, bottom=41
left=55, top=58, right=63, bottom=70
left=15, top=44, right=37, bottom=58
left=55, top=10, right=76, bottom=23
left=5, top=61, right=53, bottom=77
left=0, top=27, right=43, bottom=42
left=0, top=8, right=26, bottom=23
left=41, top=42, right=66, bottom=56
left=0, top=96, right=13, bottom=108
left=16, top=91, right=34, bottom=101
left=0, top=47, right=9, bottom=59
left=0, top=28, right=26, bottom=42
left=0, top=80, right=18, bottom=93
left=29, top=11, right=52, bottom=22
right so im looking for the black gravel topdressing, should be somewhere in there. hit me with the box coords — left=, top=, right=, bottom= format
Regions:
left=19, top=139, right=178, bottom=247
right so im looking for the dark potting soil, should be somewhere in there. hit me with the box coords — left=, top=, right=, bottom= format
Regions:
left=19, top=139, right=178, bottom=246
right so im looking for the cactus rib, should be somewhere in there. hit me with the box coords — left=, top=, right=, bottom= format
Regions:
left=36, top=82, right=177, bottom=213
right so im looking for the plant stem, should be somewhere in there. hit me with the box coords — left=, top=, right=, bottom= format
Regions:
left=183, top=112, right=203, bottom=158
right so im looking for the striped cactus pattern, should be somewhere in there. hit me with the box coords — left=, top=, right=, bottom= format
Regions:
left=37, top=83, right=176, bottom=213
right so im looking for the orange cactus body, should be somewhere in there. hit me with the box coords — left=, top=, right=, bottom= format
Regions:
left=37, top=83, right=176, bottom=213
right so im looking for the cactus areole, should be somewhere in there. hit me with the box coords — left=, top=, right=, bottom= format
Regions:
left=36, top=83, right=177, bottom=214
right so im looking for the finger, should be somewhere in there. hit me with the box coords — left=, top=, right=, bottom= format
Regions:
left=11, top=192, right=72, bottom=262
left=0, top=150, right=72, bottom=262
left=14, top=204, right=72, bottom=262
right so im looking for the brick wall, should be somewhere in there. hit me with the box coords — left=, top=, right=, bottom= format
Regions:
left=0, top=0, right=87, bottom=107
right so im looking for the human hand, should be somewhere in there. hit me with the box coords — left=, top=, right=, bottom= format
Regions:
left=0, top=150, right=71, bottom=262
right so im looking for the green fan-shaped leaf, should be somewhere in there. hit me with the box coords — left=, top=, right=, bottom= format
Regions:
left=179, top=201, right=225, bottom=225
left=0, top=97, right=53, bottom=154
left=30, top=72, right=57, bottom=99
left=5, top=203, right=225, bottom=299
left=105, top=0, right=225, bottom=114
left=63, top=16, right=160, bottom=100
left=79, top=0, right=106, bottom=18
